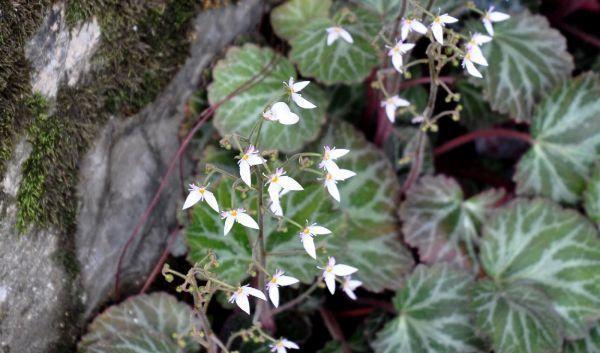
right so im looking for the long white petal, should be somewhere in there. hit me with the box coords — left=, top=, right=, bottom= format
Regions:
left=431, top=23, right=444, bottom=44
left=278, top=275, right=300, bottom=286
left=411, top=20, right=428, bottom=34
left=469, top=46, right=488, bottom=66
left=291, top=93, right=316, bottom=109
left=339, top=28, right=353, bottom=43
left=324, top=273, right=336, bottom=294
left=239, top=161, right=252, bottom=187
left=464, top=59, right=482, bottom=78
left=489, top=11, right=510, bottom=22
left=473, top=33, right=492, bottom=45
left=292, top=80, right=310, bottom=92
left=224, top=216, right=235, bottom=236
left=182, top=190, right=202, bottom=210
left=329, top=149, right=349, bottom=159
left=246, top=154, right=265, bottom=166
left=278, top=112, right=300, bottom=125
left=270, top=200, right=283, bottom=216
left=283, top=340, right=300, bottom=349
left=326, top=31, right=338, bottom=45
left=236, top=213, right=259, bottom=229
left=268, top=183, right=282, bottom=204
left=332, top=169, right=356, bottom=181
left=308, top=225, right=331, bottom=235
left=203, top=190, right=219, bottom=213
left=236, top=294, right=250, bottom=315
left=401, top=23, right=410, bottom=40
left=302, top=235, right=317, bottom=259
left=269, top=285, right=280, bottom=307
left=385, top=103, right=396, bottom=123
left=392, top=96, right=410, bottom=107
left=325, top=180, right=340, bottom=202
left=323, top=160, right=341, bottom=174
left=245, top=286, right=267, bottom=300
left=333, top=264, right=358, bottom=276
left=400, top=43, right=415, bottom=53
left=391, top=52, right=403, bottom=72
left=344, top=287, right=357, bottom=300
left=278, top=176, right=303, bottom=191
left=277, top=347, right=286, bottom=353
left=483, top=19, right=494, bottom=36
left=440, top=14, right=458, bottom=23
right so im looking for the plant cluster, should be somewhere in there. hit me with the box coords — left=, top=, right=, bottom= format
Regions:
left=78, top=1, right=599, bottom=353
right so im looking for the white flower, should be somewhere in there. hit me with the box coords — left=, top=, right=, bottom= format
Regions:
left=462, top=45, right=488, bottom=78
left=387, top=40, right=415, bottom=73
left=381, top=95, right=410, bottom=123
left=220, top=208, right=259, bottom=235
left=342, top=276, right=362, bottom=300
left=228, top=285, right=266, bottom=315
left=299, top=224, right=332, bottom=259
left=269, top=338, right=300, bottom=353
left=326, top=26, right=353, bottom=45
left=319, top=257, right=358, bottom=295
left=469, top=32, right=492, bottom=46
left=182, top=184, right=219, bottom=212
left=266, top=269, right=300, bottom=307
left=285, top=77, right=316, bottom=109
left=323, top=170, right=355, bottom=202
left=238, top=145, right=266, bottom=187
left=263, top=102, right=300, bottom=125
left=318, top=145, right=350, bottom=175
left=482, top=6, right=510, bottom=36
left=400, top=18, right=428, bottom=40
left=266, top=168, right=303, bottom=215
left=430, top=13, right=458, bottom=44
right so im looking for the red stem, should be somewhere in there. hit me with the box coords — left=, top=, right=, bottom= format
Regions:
left=139, top=227, right=181, bottom=294
left=434, top=128, right=532, bottom=156
left=114, top=56, right=276, bottom=298
left=398, top=76, right=454, bottom=90
left=319, top=307, right=352, bottom=353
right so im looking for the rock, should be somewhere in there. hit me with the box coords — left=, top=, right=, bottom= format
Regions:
left=25, top=2, right=101, bottom=98
left=75, top=0, right=264, bottom=317
left=0, top=1, right=264, bottom=352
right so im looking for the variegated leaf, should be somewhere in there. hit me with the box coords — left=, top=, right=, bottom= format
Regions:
left=584, top=164, right=600, bottom=224
left=79, top=293, right=197, bottom=353
left=514, top=73, right=600, bottom=204
left=208, top=44, right=327, bottom=153
left=565, top=326, right=600, bottom=353
left=288, top=8, right=379, bottom=84
left=472, top=280, right=563, bottom=353
left=480, top=198, right=600, bottom=338
left=372, top=264, right=483, bottom=353
left=456, top=80, right=508, bottom=129
left=400, top=175, right=504, bottom=269
left=186, top=121, right=413, bottom=292
left=478, top=11, right=573, bottom=121
left=383, top=127, right=433, bottom=183
left=270, top=0, right=332, bottom=41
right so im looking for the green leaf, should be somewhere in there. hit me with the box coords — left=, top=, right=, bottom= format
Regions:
left=456, top=80, right=508, bottom=129
left=400, top=175, right=504, bottom=268
left=79, top=293, right=197, bottom=353
left=288, top=9, right=379, bottom=84
left=478, top=11, right=573, bottom=121
left=371, top=264, right=483, bottom=353
left=208, top=44, right=328, bottom=153
left=471, top=280, right=563, bottom=353
left=480, top=198, right=600, bottom=338
left=514, top=73, right=600, bottom=204
left=355, top=0, right=401, bottom=16
left=565, top=326, right=600, bottom=353
left=270, top=0, right=332, bottom=41
left=186, top=121, right=413, bottom=292
left=384, top=127, right=433, bottom=183
left=584, top=164, right=600, bottom=224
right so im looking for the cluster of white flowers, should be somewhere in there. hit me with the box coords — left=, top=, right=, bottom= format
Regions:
left=182, top=78, right=362, bottom=353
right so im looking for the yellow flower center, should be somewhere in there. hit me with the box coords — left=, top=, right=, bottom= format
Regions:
left=270, top=277, right=278, bottom=284
left=242, top=154, right=249, bottom=161
left=198, top=188, right=205, bottom=194
left=326, top=266, right=333, bottom=273
left=434, top=16, right=441, bottom=23
left=326, top=173, right=333, bottom=181
left=272, top=175, right=279, bottom=183
left=303, top=228, right=310, bottom=235
left=276, top=341, right=284, bottom=348
left=231, top=210, right=238, bottom=217
left=465, top=52, right=471, bottom=60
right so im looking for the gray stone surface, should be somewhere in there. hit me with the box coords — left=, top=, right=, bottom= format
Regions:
left=0, top=1, right=264, bottom=352
left=75, top=0, right=264, bottom=317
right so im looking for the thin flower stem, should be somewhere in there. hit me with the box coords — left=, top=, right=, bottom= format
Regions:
left=302, top=168, right=324, bottom=176
left=206, top=277, right=236, bottom=291
left=272, top=280, right=320, bottom=314
left=252, top=259, right=271, bottom=278
left=280, top=216, right=303, bottom=230
left=434, top=128, right=533, bottom=156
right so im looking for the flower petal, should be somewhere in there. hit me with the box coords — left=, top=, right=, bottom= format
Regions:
left=343, top=287, right=357, bottom=300
left=326, top=31, right=338, bottom=46
left=411, top=20, right=428, bottom=34
left=339, top=28, right=354, bottom=43
left=391, top=52, right=403, bottom=72
left=440, top=14, right=458, bottom=23
left=308, top=225, right=331, bottom=235
left=469, top=45, right=488, bottom=66
left=270, top=199, right=283, bottom=216
left=333, top=264, right=358, bottom=276
left=328, top=148, right=349, bottom=159
left=239, top=161, right=252, bottom=187
left=235, top=294, right=250, bottom=315
left=489, top=11, right=510, bottom=22
left=246, top=154, right=265, bottom=166
left=269, top=286, right=280, bottom=307
left=291, top=93, right=316, bottom=109
left=431, top=22, right=444, bottom=44
left=236, top=212, right=259, bottom=229
left=302, top=235, right=317, bottom=259
left=245, top=286, right=267, bottom=300
left=325, top=180, right=340, bottom=202
left=278, top=176, right=304, bottom=191
left=332, top=168, right=356, bottom=181
left=464, top=59, right=483, bottom=78
left=483, top=19, right=494, bottom=36
left=182, top=190, right=202, bottom=210
left=278, top=275, right=300, bottom=286
left=401, top=22, right=410, bottom=40
left=224, top=216, right=235, bottom=236
left=324, top=273, right=336, bottom=294
left=385, top=103, right=396, bottom=123
left=292, top=80, right=310, bottom=92
left=283, top=340, right=300, bottom=349
left=202, top=190, right=220, bottom=213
